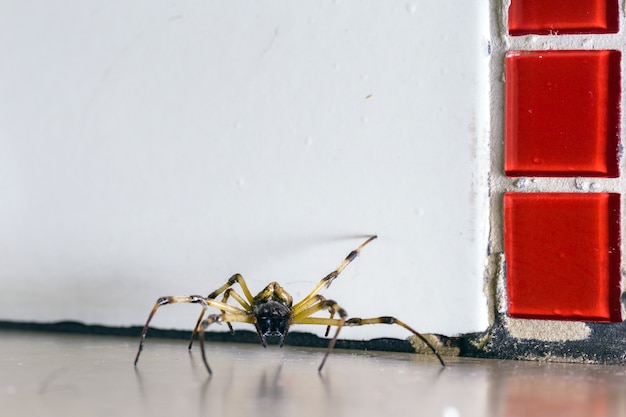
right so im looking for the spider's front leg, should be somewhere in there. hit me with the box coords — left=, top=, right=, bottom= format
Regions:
left=134, top=295, right=207, bottom=366
left=133, top=295, right=248, bottom=367
left=293, top=235, right=377, bottom=312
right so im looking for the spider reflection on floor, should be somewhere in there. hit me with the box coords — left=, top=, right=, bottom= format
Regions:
left=133, top=235, right=445, bottom=374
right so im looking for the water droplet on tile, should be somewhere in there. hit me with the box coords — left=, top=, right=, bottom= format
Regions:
left=582, top=38, right=593, bottom=48
left=575, top=178, right=587, bottom=191
left=514, top=178, right=528, bottom=189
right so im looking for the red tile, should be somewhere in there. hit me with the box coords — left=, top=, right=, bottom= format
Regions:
left=509, top=0, right=618, bottom=35
left=505, top=50, right=621, bottom=178
left=504, top=193, right=621, bottom=322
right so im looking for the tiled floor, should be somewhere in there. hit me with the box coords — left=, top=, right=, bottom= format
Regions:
left=3, top=331, right=626, bottom=417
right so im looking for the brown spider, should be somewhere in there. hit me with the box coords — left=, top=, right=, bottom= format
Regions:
left=133, top=235, right=445, bottom=374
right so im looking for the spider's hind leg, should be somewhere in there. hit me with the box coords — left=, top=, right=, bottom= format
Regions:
left=345, top=316, right=445, bottom=366
left=294, top=306, right=446, bottom=370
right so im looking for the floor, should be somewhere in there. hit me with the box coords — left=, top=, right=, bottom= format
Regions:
left=2, top=331, right=626, bottom=416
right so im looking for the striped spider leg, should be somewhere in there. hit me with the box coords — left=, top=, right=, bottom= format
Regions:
left=292, top=295, right=446, bottom=370
left=133, top=295, right=250, bottom=369
left=187, top=273, right=255, bottom=349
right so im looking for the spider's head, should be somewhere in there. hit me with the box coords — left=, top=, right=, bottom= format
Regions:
left=253, top=300, right=292, bottom=348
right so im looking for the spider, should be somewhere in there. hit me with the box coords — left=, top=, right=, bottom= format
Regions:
left=133, top=235, right=445, bottom=374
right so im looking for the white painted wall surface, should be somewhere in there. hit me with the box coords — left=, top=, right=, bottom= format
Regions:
left=0, top=1, right=489, bottom=338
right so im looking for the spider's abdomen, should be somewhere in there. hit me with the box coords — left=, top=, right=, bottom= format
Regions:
left=253, top=300, right=292, bottom=347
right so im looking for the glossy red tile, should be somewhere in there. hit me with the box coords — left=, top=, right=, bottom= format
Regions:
left=504, top=193, right=621, bottom=322
left=505, top=50, right=621, bottom=178
left=508, top=0, right=618, bottom=35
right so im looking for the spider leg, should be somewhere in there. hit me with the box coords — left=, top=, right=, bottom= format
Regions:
left=188, top=304, right=208, bottom=349
left=294, top=303, right=445, bottom=369
left=207, top=273, right=255, bottom=303
left=189, top=287, right=252, bottom=348
left=293, top=235, right=377, bottom=311
left=198, top=313, right=255, bottom=375
left=293, top=294, right=335, bottom=336
left=221, top=288, right=251, bottom=333
left=292, top=299, right=348, bottom=372
left=188, top=274, right=254, bottom=349
left=292, top=294, right=326, bottom=316
left=344, top=316, right=445, bottom=367
left=325, top=309, right=336, bottom=337
left=134, top=295, right=248, bottom=367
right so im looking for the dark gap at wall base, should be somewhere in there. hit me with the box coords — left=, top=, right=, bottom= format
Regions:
left=2, top=320, right=625, bottom=364
left=0, top=320, right=425, bottom=353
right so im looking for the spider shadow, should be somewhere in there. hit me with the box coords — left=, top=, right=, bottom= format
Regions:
left=257, top=361, right=285, bottom=401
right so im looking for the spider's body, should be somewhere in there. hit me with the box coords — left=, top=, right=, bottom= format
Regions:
left=133, top=236, right=444, bottom=374
left=251, top=282, right=293, bottom=346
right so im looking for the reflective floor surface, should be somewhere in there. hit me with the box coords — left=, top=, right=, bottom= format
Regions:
left=2, top=330, right=626, bottom=416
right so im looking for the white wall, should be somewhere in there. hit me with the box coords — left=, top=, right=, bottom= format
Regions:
left=0, top=1, right=490, bottom=339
